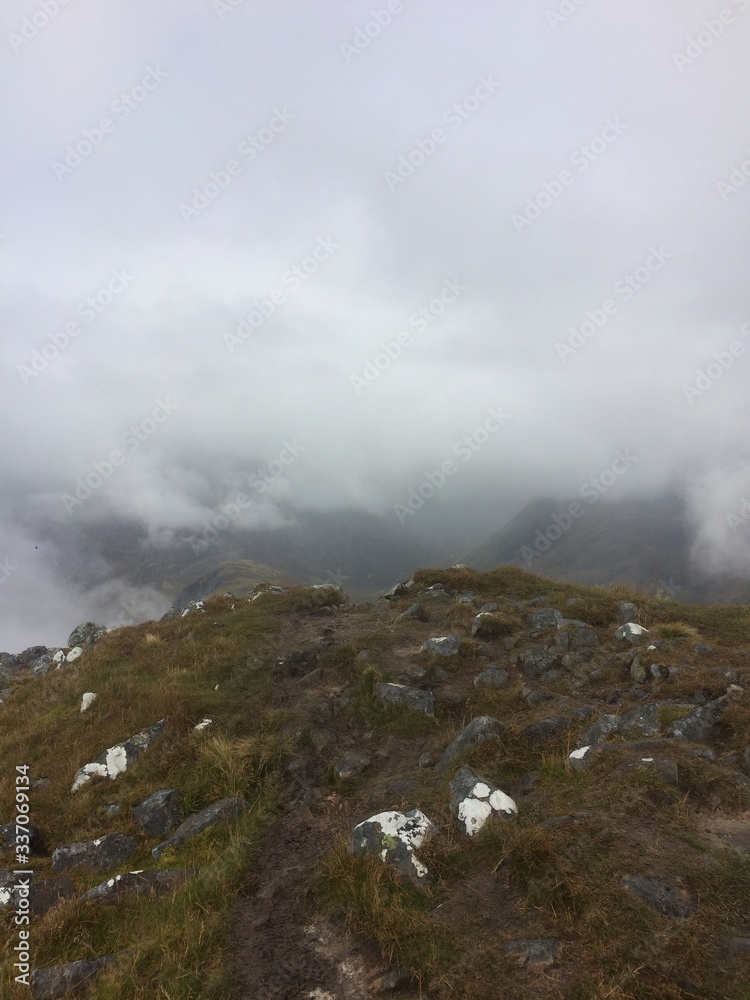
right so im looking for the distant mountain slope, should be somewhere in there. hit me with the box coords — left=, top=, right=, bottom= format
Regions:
left=463, top=492, right=750, bottom=604
left=35, top=507, right=453, bottom=606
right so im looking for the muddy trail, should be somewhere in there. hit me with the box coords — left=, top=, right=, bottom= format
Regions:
left=232, top=602, right=425, bottom=1000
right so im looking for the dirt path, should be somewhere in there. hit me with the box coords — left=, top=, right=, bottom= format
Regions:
left=232, top=601, right=417, bottom=999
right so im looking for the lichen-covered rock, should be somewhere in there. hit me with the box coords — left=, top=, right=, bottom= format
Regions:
left=473, top=666, right=510, bottom=690
left=152, top=797, right=246, bottom=860
left=79, top=868, right=196, bottom=902
left=667, top=698, right=726, bottom=743
left=67, top=622, right=108, bottom=648
left=421, top=635, right=462, bottom=656
left=519, top=646, right=559, bottom=678
left=448, top=765, right=517, bottom=835
left=521, top=716, right=570, bottom=745
left=526, top=608, right=563, bottom=630
left=52, top=832, right=136, bottom=875
left=621, top=875, right=696, bottom=917
left=71, top=718, right=167, bottom=793
left=471, top=613, right=512, bottom=639
left=132, top=789, right=180, bottom=839
left=0, top=874, right=76, bottom=917
left=31, top=955, right=117, bottom=999
left=436, top=716, right=505, bottom=774
left=377, top=682, right=434, bottom=716
left=0, top=822, right=44, bottom=854
left=19, top=645, right=48, bottom=664
left=333, top=752, right=370, bottom=780
left=351, top=809, right=436, bottom=883
left=615, top=622, right=649, bottom=644
left=80, top=693, right=97, bottom=713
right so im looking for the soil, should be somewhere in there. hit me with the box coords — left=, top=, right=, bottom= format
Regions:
left=232, top=601, right=425, bottom=999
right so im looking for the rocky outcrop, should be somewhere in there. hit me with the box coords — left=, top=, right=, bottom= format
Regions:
left=71, top=719, right=167, bottom=792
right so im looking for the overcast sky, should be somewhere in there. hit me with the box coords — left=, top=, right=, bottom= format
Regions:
left=2, top=0, right=750, bottom=651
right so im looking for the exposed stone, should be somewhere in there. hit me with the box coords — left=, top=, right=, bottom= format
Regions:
left=132, top=789, right=180, bottom=839
left=618, top=755, right=679, bottom=786
left=521, top=716, right=570, bottom=745
left=67, top=622, right=108, bottom=648
left=377, top=682, right=435, bottom=716
left=502, top=938, right=561, bottom=969
left=53, top=832, right=136, bottom=875
left=31, top=955, right=117, bottom=999
left=71, top=718, right=167, bottom=792
left=421, top=635, right=462, bottom=656
left=436, top=716, right=505, bottom=774
left=471, top=613, right=513, bottom=639
left=333, top=752, right=370, bottom=780
left=80, top=692, right=97, bottom=712
left=621, top=875, right=696, bottom=917
left=398, top=603, right=428, bottom=621
left=526, top=609, right=563, bottom=630
left=519, top=646, right=559, bottom=678
left=80, top=868, right=196, bottom=902
left=351, top=809, right=436, bottom=883
left=570, top=626, right=600, bottom=650
left=615, top=622, right=649, bottom=644
left=617, top=602, right=638, bottom=624
left=152, top=797, right=246, bottom=860
left=0, top=822, right=44, bottom=854
left=473, top=666, right=510, bottom=690
left=667, top=698, right=726, bottom=743
left=19, top=645, right=48, bottom=664
left=448, top=765, right=517, bottom=835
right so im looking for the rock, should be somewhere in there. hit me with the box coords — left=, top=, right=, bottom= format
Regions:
left=152, top=797, right=246, bottom=860
left=0, top=823, right=44, bottom=854
left=471, top=613, right=513, bottom=639
left=618, top=756, right=679, bottom=786
left=527, top=596, right=552, bottom=607
left=436, top=716, right=505, bottom=774
left=19, top=645, right=48, bottom=665
left=67, top=622, right=108, bottom=648
left=333, top=752, right=370, bottom=780
left=31, top=655, right=54, bottom=676
left=519, top=647, right=559, bottom=678
left=695, top=643, right=713, bottom=655
left=526, top=609, right=563, bottom=630
left=80, top=693, right=97, bottom=712
left=621, top=875, right=696, bottom=917
left=577, top=703, right=664, bottom=747
left=398, top=603, right=428, bottom=621
left=132, top=789, right=180, bottom=839
left=521, top=716, right=570, bottom=745
left=71, top=718, right=167, bottom=792
left=0, top=873, right=76, bottom=916
left=503, top=938, right=561, bottom=969
left=31, top=955, right=117, bottom=999
left=194, top=718, right=213, bottom=731
left=80, top=868, right=196, bottom=902
left=0, top=688, right=13, bottom=703
left=181, top=600, right=206, bottom=617
left=519, top=771, right=541, bottom=793
left=473, top=666, right=510, bottom=690
left=667, top=698, right=726, bottom=743
left=351, top=809, right=436, bottom=883
left=615, top=623, right=649, bottom=644
left=630, top=657, right=646, bottom=683
left=53, top=832, right=136, bottom=875
left=377, top=682, right=435, bottom=716
left=383, top=579, right=414, bottom=599
left=371, top=968, right=409, bottom=992
left=478, top=602, right=499, bottom=613
left=448, top=765, right=517, bottom=835
left=617, top=602, right=638, bottom=624
left=570, top=626, right=600, bottom=650
left=456, top=592, right=476, bottom=604
left=421, top=636, right=462, bottom=656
